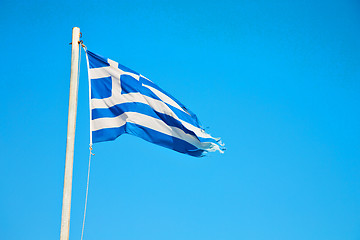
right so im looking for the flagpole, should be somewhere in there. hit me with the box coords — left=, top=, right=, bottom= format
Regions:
left=60, top=27, right=81, bottom=240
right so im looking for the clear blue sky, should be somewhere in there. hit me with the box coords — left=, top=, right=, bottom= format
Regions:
left=1, top=0, right=360, bottom=239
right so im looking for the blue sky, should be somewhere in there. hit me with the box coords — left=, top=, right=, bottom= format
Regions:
left=1, top=0, right=360, bottom=239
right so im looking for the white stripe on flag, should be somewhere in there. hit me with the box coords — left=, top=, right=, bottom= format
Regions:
left=142, top=84, right=186, bottom=114
left=91, top=111, right=222, bottom=152
left=91, top=92, right=214, bottom=140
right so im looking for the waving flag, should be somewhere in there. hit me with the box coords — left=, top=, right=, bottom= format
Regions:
left=85, top=50, right=224, bottom=157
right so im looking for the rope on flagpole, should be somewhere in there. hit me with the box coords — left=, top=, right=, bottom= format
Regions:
left=80, top=145, right=94, bottom=240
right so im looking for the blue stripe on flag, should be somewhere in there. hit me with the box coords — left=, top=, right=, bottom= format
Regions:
left=87, top=51, right=110, bottom=69
left=93, top=122, right=204, bottom=157
left=92, top=125, right=126, bottom=143
left=91, top=103, right=221, bottom=146
left=92, top=102, right=198, bottom=137
left=92, top=101, right=201, bottom=131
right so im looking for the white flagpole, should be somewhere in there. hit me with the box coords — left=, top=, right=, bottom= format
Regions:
left=60, top=27, right=81, bottom=240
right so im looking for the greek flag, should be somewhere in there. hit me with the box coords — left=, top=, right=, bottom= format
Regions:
left=85, top=50, right=224, bottom=157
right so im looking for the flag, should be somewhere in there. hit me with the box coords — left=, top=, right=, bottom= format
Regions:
left=85, top=50, right=224, bottom=157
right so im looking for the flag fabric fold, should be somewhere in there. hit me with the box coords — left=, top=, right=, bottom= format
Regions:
left=85, top=50, right=224, bottom=157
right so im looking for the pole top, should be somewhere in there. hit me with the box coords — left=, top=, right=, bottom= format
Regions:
left=71, top=27, right=81, bottom=43
left=72, top=27, right=80, bottom=37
